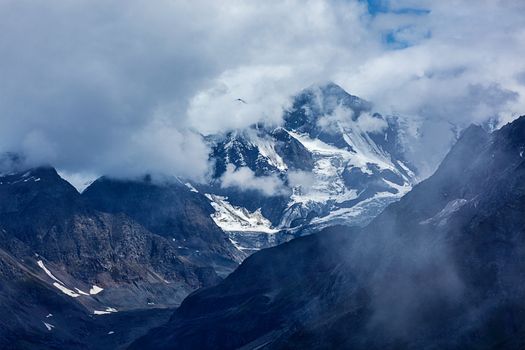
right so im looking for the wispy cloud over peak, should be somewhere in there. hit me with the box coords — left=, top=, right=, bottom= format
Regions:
left=0, top=0, right=523, bottom=180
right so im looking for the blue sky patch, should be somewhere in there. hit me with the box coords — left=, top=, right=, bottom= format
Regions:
left=362, top=0, right=430, bottom=16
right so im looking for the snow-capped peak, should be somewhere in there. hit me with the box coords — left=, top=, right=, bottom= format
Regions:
left=204, top=83, right=418, bottom=252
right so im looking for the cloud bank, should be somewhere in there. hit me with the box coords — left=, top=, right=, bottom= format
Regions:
left=0, top=0, right=524, bottom=180
left=220, top=164, right=287, bottom=196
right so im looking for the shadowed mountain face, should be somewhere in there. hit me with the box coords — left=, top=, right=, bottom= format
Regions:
left=0, top=245, right=175, bottom=350
left=132, top=116, right=525, bottom=350
left=82, top=176, right=243, bottom=275
left=0, top=169, right=241, bottom=349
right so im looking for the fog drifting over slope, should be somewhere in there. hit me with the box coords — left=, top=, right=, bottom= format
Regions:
left=1, top=0, right=524, bottom=181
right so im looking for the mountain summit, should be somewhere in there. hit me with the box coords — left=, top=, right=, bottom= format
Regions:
left=199, top=83, right=417, bottom=252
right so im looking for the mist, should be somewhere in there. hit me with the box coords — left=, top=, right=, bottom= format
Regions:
left=0, top=0, right=524, bottom=181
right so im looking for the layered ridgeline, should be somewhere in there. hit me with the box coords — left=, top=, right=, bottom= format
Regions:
left=193, top=83, right=418, bottom=253
left=133, top=116, right=525, bottom=349
left=0, top=83, right=418, bottom=348
left=0, top=169, right=240, bottom=349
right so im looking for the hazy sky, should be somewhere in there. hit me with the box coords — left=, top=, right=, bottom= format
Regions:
left=1, top=0, right=524, bottom=184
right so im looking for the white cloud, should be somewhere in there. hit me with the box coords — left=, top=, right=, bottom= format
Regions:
left=317, top=106, right=388, bottom=135
left=187, top=66, right=296, bottom=134
left=356, top=113, right=389, bottom=134
left=220, top=164, right=287, bottom=196
left=288, top=170, right=317, bottom=194
left=0, top=0, right=524, bottom=179
left=57, top=171, right=98, bottom=193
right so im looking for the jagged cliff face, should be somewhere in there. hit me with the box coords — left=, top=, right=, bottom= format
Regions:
left=0, top=168, right=241, bottom=349
left=199, top=83, right=417, bottom=252
left=132, top=116, right=525, bottom=350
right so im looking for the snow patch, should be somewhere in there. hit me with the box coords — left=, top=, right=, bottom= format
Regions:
left=397, top=161, right=415, bottom=178
left=185, top=182, right=199, bottom=193
left=420, top=199, right=468, bottom=226
left=90, top=285, right=104, bottom=295
left=251, top=136, right=288, bottom=171
left=310, top=191, right=404, bottom=227
left=38, top=260, right=105, bottom=298
left=94, top=310, right=111, bottom=315
left=205, top=193, right=278, bottom=233
left=94, top=307, right=118, bottom=315
left=75, top=288, right=90, bottom=296
left=53, top=282, right=81, bottom=297
left=38, top=260, right=81, bottom=297
left=37, top=260, right=64, bottom=285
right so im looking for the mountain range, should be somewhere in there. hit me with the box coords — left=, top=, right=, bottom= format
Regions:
left=2, top=83, right=417, bottom=348
left=1, top=84, right=523, bottom=349
left=132, top=115, right=525, bottom=349
left=0, top=168, right=240, bottom=348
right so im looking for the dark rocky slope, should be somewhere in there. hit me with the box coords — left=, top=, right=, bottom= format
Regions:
left=132, top=116, right=525, bottom=349
left=0, top=168, right=241, bottom=349
left=82, top=176, right=242, bottom=275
